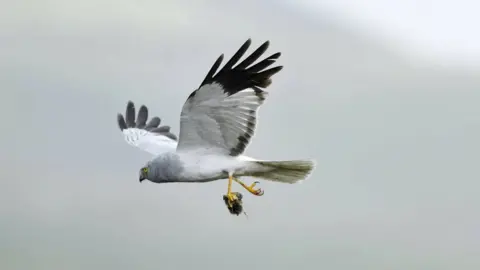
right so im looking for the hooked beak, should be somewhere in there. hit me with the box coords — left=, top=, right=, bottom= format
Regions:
left=139, top=170, right=147, bottom=183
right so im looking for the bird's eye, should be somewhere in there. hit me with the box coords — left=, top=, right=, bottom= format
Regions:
left=143, top=167, right=149, bottom=173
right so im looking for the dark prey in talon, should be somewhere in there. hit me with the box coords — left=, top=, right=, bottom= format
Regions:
left=223, top=192, right=244, bottom=216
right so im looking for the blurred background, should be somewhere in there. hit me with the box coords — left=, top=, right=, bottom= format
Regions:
left=1, top=0, right=479, bottom=269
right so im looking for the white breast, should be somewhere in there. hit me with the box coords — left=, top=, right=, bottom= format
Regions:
left=177, top=150, right=250, bottom=182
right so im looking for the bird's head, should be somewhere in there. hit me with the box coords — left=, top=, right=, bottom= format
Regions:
left=138, top=156, right=181, bottom=183
left=138, top=165, right=152, bottom=183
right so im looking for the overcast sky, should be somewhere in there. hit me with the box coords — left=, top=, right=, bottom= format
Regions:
left=1, top=1, right=479, bottom=270
left=293, top=0, right=480, bottom=67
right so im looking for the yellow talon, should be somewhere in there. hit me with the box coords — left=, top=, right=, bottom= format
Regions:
left=225, top=174, right=236, bottom=207
left=225, top=193, right=237, bottom=207
left=223, top=174, right=244, bottom=215
left=233, top=178, right=264, bottom=196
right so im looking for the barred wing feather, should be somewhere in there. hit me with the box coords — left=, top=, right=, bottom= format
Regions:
left=177, top=39, right=283, bottom=156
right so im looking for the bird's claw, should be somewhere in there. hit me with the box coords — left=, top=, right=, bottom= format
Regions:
left=226, top=192, right=238, bottom=205
left=248, top=181, right=264, bottom=196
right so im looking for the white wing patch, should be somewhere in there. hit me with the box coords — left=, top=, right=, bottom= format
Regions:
left=117, top=101, right=178, bottom=156
left=122, top=128, right=177, bottom=156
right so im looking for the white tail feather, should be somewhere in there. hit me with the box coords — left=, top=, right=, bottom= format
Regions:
left=247, top=160, right=315, bottom=183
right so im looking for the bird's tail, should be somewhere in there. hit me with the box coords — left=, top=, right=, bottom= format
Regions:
left=247, top=159, right=315, bottom=184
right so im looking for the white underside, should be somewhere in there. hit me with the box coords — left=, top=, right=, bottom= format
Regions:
left=122, top=128, right=314, bottom=184
left=174, top=150, right=315, bottom=184
left=176, top=150, right=261, bottom=182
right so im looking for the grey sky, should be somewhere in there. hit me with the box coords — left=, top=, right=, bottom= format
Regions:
left=295, top=0, right=480, bottom=67
left=2, top=1, right=479, bottom=270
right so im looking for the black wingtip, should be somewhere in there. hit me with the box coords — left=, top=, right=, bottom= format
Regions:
left=136, top=105, right=148, bottom=128
left=222, top=39, right=252, bottom=70
left=125, top=101, right=136, bottom=128
left=126, top=100, right=135, bottom=110
left=150, top=126, right=171, bottom=133
left=235, top=40, right=270, bottom=70
left=199, top=54, right=225, bottom=88
left=267, top=52, right=281, bottom=60
left=117, top=113, right=127, bottom=131
left=258, top=40, right=270, bottom=51
left=146, top=117, right=161, bottom=129
left=196, top=39, right=283, bottom=95
left=256, top=66, right=283, bottom=88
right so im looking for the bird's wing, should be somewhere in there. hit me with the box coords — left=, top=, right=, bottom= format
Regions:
left=117, top=101, right=178, bottom=156
left=177, top=39, right=283, bottom=156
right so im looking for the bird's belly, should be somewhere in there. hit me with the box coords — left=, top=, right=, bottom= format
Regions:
left=179, top=154, right=245, bottom=182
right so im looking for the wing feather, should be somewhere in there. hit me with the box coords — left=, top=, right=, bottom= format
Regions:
left=145, top=117, right=161, bottom=129
left=117, top=101, right=178, bottom=156
left=136, top=105, right=148, bottom=128
left=177, top=39, right=283, bottom=156
left=125, top=101, right=136, bottom=128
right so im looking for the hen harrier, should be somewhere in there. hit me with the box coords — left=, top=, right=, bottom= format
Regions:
left=117, top=39, right=315, bottom=212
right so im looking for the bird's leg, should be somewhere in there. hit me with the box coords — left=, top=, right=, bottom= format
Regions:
left=223, top=172, right=246, bottom=216
left=233, top=177, right=264, bottom=196
left=225, top=173, right=238, bottom=207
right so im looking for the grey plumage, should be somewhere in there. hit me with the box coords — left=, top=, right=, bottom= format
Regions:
left=143, top=153, right=185, bottom=183
left=177, top=39, right=283, bottom=157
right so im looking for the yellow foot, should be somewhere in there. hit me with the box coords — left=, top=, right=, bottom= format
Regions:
left=233, top=178, right=264, bottom=196
left=223, top=173, right=248, bottom=216
left=225, top=192, right=238, bottom=207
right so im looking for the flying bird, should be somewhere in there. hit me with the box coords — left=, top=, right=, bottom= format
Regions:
left=117, top=39, right=315, bottom=212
